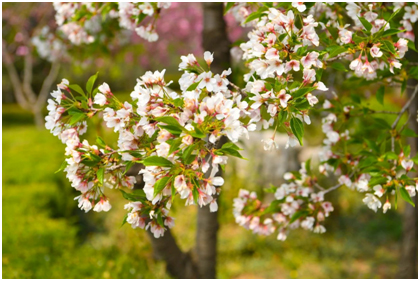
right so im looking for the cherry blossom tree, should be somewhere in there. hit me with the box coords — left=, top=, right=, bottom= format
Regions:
left=44, top=2, right=418, bottom=278
left=2, top=3, right=64, bottom=127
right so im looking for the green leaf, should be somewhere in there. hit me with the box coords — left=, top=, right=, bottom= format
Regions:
left=137, top=12, right=147, bottom=23
left=358, top=17, right=372, bottom=31
left=221, top=142, right=242, bottom=151
left=156, top=214, right=164, bottom=228
left=219, top=147, right=246, bottom=159
left=119, top=189, right=146, bottom=202
left=350, top=93, right=361, bottom=104
left=407, top=40, right=417, bottom=52
left=382, top=28, right=404, bottom=37
left=171, top=180, right=176, bottom=201
left=326, top=25, right=338, bottom=40
left=382, top=40, right=396, bottom=54
left=401, top=79, right=407, bottom=95
left=292, top=87, right=316, bottom=98
left=408, top=66, right=418, bottom=79
left=373, top=118, right=391, bottom=130
left=386, top=8, right=402, bottom=23
left=142, top=156, right=173, bottom=167
left=55, top=160, right=67, bottom=173
left=86, top=72, right=98, bottom=94
left=305, top=158, right=311, bottom=174
left=168, top=138, right=183, bottom=155
left=260, top=200, right=282, bottom=215
left=327, top=46, right=347, bottom=58
left=290, top=117, right=304, bottom=146
left=289, top=210, right=309, bottom=224
left=155, top=116, right=183, bottom=128
left=189, top=127, right=206, bottom=138
left=123, top=161, right=135, bottom=175
left=224, top=2, right=235, bottom=14
left=153, top=176, right=171, bottom=197
left=316, top=68, right=324, bottom=81
left=368, top=177, right=388, bottom=186
left=182, top=143, right=196, bottom=163
left=97, top=167, right=105, bottom=184
left=400, top=187, right=415, bottom=207
left=186, top=80, right=201, bottom=91
left=68, top=84, right=86, bottom=97
left=121, top=213, right=128, bottom=227
left=69, top=112, right=85, bottom=125
left=278, top=109, right=288, bottom=124
left=365, top=138, right=380, bottom=154
left=173, top=98, right=184, bottom=107
left=403, top=145, right=411, bottom=157
left=401, top=128, right=418, bottom=137
left=331, top=62, right=348, bottom=72
left=244, top=11, right=262, bottom=24
left=159, top=125, right=183, bottom=136
left=358, top=156, right=378, bottom=169
left=96, top=136, right=106, bottom=147
left=278, top=33, right=288, bottom=43
left=192, top=186, right=199, bottom=204
left=376, top=86, right=385, bottom=105
left=383, top=151, right=398, bottom=160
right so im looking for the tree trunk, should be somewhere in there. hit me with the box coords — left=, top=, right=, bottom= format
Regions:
left=130, top=4, right=231, bottom=278
left=193, top=3, right=231, bottom=279
left=146, top=230, right=199, bottom=278
left=397, top=36, right=418, bottom=278
left=33, top=108, right=44, bottom=129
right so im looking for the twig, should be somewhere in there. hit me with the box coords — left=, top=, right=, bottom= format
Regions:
left=320, top=171, right=356, bottom=196
left=106, top=164, right=125, bottom=171
left=35, top=61, right=61, bottom=108
left=391, top=85, right=418, bottom=152
left=371, top=110, right=400, bottom=115
left=229, top=82, right=247, bottom=98
left=398, top=111, right=412, bottom=134
left=313, top=183, right=325, bottom=191
left=326, top=52, right=349, bottom=62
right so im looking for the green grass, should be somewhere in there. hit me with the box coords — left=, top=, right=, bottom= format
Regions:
left=2, top=104, right=404, bottom=278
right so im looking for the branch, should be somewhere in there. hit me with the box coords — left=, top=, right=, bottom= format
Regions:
left=392, top=86, right=418, bottom=130
left=391, top=85, right=418, bottom=152
left=35, top=61, right=61, bottom=109
left=2, top=41, right=30, bottom=110
left=325, top=52, right=350, bottom=62
left=320, top=171, right=356, bottom=196
left=229, top=81, right=247, bottom=98
left=22, top=48, right=37, bottom=104
left=105, top=164, right=125, bottom=171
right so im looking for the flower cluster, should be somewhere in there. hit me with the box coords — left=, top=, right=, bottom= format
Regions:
left=53, top=2, right=171, bottom=45
left=47, top=51, right=253, bottom=238
left=236, top=4, right=329, bottom=149
left=45, top=78, right=139, bottom=214
left=342, top=3, right=416, bottom=79
left=233, top=161, right=334, bottom=241
left=317, top=97, right=418, bottom=214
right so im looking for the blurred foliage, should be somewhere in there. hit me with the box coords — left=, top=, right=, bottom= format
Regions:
left=2, top=104, right=404, bottom=278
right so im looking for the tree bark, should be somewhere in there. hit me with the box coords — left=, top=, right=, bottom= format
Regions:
left=396, top=23, right=418, bottom=276
left=146, top=230, right=199, bottom=278
left=193, top=3, right=231, bottom=279
left=397, top=78, right=418, bottom=279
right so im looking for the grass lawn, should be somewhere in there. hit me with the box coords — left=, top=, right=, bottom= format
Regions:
left=2, top=104, right=404, bottom=278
